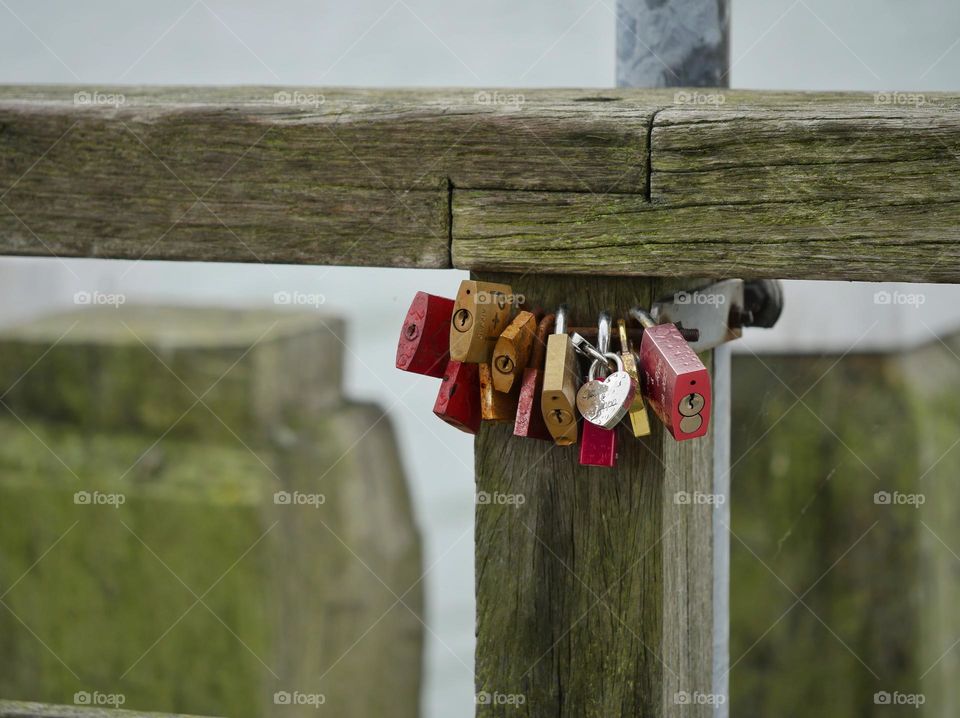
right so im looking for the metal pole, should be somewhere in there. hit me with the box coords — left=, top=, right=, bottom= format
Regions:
left=616, top=0, right=730, bottom=88
left=616, top=2, right=731, bottom=715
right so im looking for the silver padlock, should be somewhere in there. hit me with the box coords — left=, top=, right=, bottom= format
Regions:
left=576, top=350, right=636, bottom=430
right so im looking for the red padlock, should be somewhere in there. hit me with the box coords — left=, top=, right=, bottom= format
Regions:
left=396, top=291, right=455, bottom=378
left=579, top=419, right=618, bottom=467
left=513, top=313, right=555, bottom=441
left=433, top=361, right=481, bottom=434
left=631, top=308, right=711, bottom=441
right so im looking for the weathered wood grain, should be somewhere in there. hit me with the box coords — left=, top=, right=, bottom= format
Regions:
left=0, top=701, right=218, bottom=717
left=474, top=274, right=716, bottom=717
left=453, top=189, right=960, bottom=281
left=454, top=94, right=960, bottom=281
left=652, top=107, right=960, bottom=205
left=0, top=87, right=656, bottom=268
left=3, top=87, right=960, bottom=278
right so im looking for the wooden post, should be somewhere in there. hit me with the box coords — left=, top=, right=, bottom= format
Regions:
left=616, top=2, right=732, bottom=714
left=475, top=275, right=717, bottom=716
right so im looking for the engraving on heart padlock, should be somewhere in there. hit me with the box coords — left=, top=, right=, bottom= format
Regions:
left=576, top=351, right=636, bottom=430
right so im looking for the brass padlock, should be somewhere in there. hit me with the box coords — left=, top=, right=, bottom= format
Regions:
left=479, top=363, right=519, bottom=423
left=492, top=310, right=538, bottom=393
left=617, top=318, right=652, bottom=437
left=449, top=280, right=516, bottom=364
left=540, top=305, right=579, bottom=446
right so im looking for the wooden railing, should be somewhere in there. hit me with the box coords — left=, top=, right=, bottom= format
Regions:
left=2, top=85, right=957, bottom=717
left=1, top=87, right=958, bottom=280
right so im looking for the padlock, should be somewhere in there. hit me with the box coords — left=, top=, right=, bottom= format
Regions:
left=396, top=291, right=455, bottom=378
left=577, top=312, right=620, bottom=467
left=575, top=352, right=636, bottom=429
left=630, top=307, right=711, bottom=441
left=449, top=280, right=516, bottom=363
left=540, top=305, right=579, bottom=446
left=479, top=363, right=519, bottom=423
left=574, top=313, right=636, bottom=431
left=513, top=313, right=555, bottom=441
left=617, top=318, right=651, bottom=437
left=433, top=360, right=481, bottom=434
left=492, top=310, right=538, bottom=393
left=580, top=421, right=618, bottom=467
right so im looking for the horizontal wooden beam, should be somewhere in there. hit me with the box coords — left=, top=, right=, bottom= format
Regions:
left=1, top=87, right=959, bottom=280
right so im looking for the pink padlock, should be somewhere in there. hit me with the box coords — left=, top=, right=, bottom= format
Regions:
left=579, top=400, right=618, bottom=467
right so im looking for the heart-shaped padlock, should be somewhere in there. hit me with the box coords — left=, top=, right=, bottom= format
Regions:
left=576, top=352, right=637, bottom=429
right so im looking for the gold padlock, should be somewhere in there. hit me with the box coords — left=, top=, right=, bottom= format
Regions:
left=492, top=310, right=538, bottom=394
left=479, top=363, right=519, bottom=422
left=617, top=318, right=652, bottom=437
left=540, top=305, right=579, bottom=446
left=449, top=280, right=516, bottom=364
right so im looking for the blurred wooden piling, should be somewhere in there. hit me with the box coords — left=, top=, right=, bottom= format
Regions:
left=0, top=307, right=422, bottom=718
left=730, top=334, right=960, bottom=716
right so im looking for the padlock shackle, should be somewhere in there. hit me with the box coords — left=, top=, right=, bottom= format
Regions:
left=587, top=352, right=624, bottom=382
left=628, top=306, right=656, bottom=329
left=569, top=324, right=699, bottom=345
left=617, top=318, right=632, bottom=353
left=597, top=311, right=612, bottom=355
left=571, top=333, right=604, bottom=364
left=554, top=305, right=569, bottom=335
